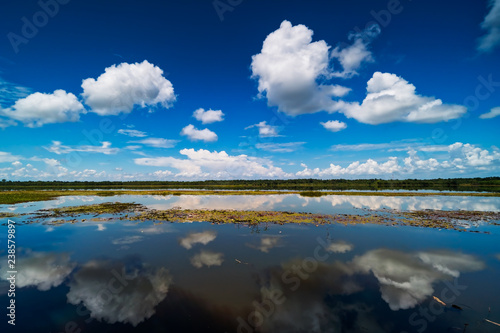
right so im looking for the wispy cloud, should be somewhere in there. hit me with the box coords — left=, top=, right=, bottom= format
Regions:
left=129, top=137, right=177, bottom=148
left=255, top=142, right=305, bottom=153
left=44, top=141, right=120, bottom=155
left=245, top=121, right=281, bottom=138
left=118, top=129, right=147, bottom=137
left=479, top=106, right=500, bottom=119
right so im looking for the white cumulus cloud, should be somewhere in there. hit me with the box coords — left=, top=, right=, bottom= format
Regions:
left=135, top=148, right=289, bottom=179
left=341, top=72, right=466, bottom=124
left=193, top=108, right=224, bottom=124
left=321, top=120, right=347, bottom=132
left=180, top=124, right=218, bottom=142
left=251, top=20, right=350, bottom=116
left=0, top=89, right=85, bottom=127
left=82, top=60, right=175, bottom=115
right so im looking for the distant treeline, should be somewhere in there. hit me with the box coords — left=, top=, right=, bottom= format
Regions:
left=1, top=177, right=499, bottom=192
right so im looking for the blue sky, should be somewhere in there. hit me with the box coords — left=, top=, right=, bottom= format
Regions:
left=0, top=0, right=499, bottom=180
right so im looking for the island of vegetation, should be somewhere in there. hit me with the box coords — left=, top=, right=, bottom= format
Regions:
left=12, top=202, right=500, bottom=233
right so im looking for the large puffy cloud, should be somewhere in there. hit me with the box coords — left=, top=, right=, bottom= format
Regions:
left=81, top=60, right=175, bottom=115
left=478, top=0, right=500, bottom=52
left=66, top=259, right=172, bottom=326
left=193, top=108, right=224, bottom=124
left=181, top=124, right=218, bottom=142
left=179, top=231, right=217, bottom=249
left=352, top=249, right=484, bottom=310
left=0, top=90, right=85, bottom=127
left=341, top=72, right=466, bottom=124
left=134, top=148, right=290, bottom=179
left=251, top=20, right=352, bottom=116
left=190, top=250, right=224, bottom=268
left=0, top=251, right=75, bottom=291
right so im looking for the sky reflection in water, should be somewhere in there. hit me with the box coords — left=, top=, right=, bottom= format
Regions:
left=0, top=194, right=499, bottom=332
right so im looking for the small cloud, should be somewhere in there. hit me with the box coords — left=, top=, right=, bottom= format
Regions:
left=245, top=121, right=281, bottom=137
left=179, top=231, right=217, bottom=249
left=247, top=236, right=282, bottom=253
left=118, top=129, right=147, bottom=137
left=321, top=120, right=347, bottom=132
left=129, top=137, right=177, bottom=148
left=181, top=124, right=218, bottom=142
left=193, top=108, right=224, bottom=124
left=190, top=250, right=224, bottom=268
left=326, top=240, right=353, bottom=253
left=479, top=106, right=500, bottom=119
left=255, top=142, right=305, bottom=153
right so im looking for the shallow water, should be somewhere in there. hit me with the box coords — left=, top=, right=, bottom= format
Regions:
left=3, top=193, right=500, bottom=214
left=1, top=194, right=500, bottom=332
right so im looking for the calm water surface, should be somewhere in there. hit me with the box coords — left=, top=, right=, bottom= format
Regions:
left=1, top=194, right=499, bottom=332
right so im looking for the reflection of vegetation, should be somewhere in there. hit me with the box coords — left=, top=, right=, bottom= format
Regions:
left=1, top=188, right=500, bottom=205
left=1, top=177, right=499, bottom=192
left=21, top=202, right=500, bottom=233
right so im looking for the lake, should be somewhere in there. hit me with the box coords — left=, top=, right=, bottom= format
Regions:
left=1, top=193, right=500, bottom=332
